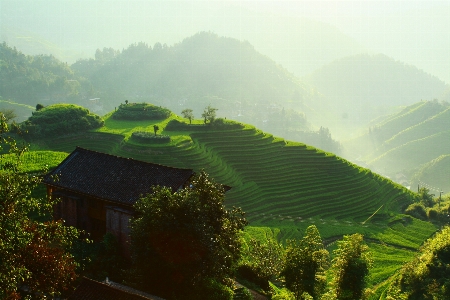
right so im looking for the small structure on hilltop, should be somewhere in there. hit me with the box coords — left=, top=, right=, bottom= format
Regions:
left=43, top=147, right=194, bottom=255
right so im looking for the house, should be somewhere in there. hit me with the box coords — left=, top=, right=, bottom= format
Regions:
left=43, top=147, right=194, bottom=254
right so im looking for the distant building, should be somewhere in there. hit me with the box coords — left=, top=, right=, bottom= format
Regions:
left=43, top=147, right=194, bottom=255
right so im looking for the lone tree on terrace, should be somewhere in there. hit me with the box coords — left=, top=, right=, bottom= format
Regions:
left=130, top=170, right=247, bottom=299
left=181, top=108, right=194, bottom=124
left=201, top=105, right=217, bottom=124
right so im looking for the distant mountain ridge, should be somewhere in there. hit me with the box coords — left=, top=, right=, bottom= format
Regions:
left=72, top=32, right=315, bottom=128
left=304, top=54, right=448, bottom=138
left=344, top=100, right=450, bottom=192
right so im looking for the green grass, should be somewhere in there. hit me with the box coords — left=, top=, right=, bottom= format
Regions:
left=1, top=150, right=68, bottom=173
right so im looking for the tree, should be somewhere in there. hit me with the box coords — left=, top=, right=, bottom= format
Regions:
left=202, top=105, right=218, bottom=124
left=418, top=187, right=434, bottom=207
left=153, top=124, right=159, bottom=136
left=325, top=234, right=372, bottom=300
left=0, top=114, right=80, bottom=298
left=36, top=103, right=45, bottom=111
left=240, top=233, right=285, bottom=290
left=386, top=226, right=450, bottom=300
left=0, top=109, right=17, bottom=123
left=181, top=108, right=194, bottom=124
left=130, top=170, right=247, bottom=298
left=283, top=225, right=329, bottom=300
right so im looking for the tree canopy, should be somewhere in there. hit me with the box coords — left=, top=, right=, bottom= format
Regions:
left=130, top=170, right=247, bottom=299
left=324, top=233, right=372, bottom=300
left=387, top=226, right=450, bottom=299
left=0, top=113, right=80, bottom=298
left=283, top=225, right=329, bottom=300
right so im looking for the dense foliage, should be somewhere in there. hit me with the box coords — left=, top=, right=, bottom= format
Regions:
left=112, top=102, right=171, bottom=120
left=130, top=170, right=247, bottom=299
left=0, top=42, right=90, bottom=106
left=239, top=232, right=285, bottom=290
left=20, top=104, right=104, bottom=139
left=0, top=114, right=80, bottom=298
left=283, top=225, right=329, bottom=299
left=386, top=226, right=450, bottom=299
left=131, top=131, right=170, bottom=144
left=324, top=234, right=373, bottom=300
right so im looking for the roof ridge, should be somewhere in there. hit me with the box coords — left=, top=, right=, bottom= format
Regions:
left=75, top=146, right=193, bottom=171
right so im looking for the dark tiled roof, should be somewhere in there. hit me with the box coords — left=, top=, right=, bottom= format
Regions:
left=68, top=277, right=163, bottom=300
left=44, top=147, right=194, bottom=206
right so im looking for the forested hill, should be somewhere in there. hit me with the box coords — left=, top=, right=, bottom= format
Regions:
left=71, top=32, right=314, bottom=124
left=304, top=54, right=448, bottom=138
left=0, top=42, right=89, bottom=107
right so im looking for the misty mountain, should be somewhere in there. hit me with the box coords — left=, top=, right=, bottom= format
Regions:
left=203, top=5, right=365, bottom=77
left=0, top=42, right=90, bottom=107
left=303, top=54, right=448, bottom=138
left=72, top=32, right=315, bottom=129
left=2, top=1, right=363, bottom=79
left=343, top=100, right=450, bottom=190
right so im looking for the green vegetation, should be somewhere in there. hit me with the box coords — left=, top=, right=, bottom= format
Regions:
left=130, top=171, right=247, bottom=299
left=324, top=233, right=373, bottom=300
left=411, top=154, right=450, bottom=194
left=112, top=102, right=171, bottom=120
left=19, top=103, right=104, bottom=139
left=0, top=42, right=90, bottom=106
left=345, top=100, right=450, bottom=196
left=0, top=114, right=80, bottom=298
left=12, top=103, right=441, bottom=299
left=283, top=225, right=329, bottom=299
left=0, top=150, right=68, bottom=173
left=305, top=54, right=447, bottom=137
left=386, top=226, right=450, bottom=299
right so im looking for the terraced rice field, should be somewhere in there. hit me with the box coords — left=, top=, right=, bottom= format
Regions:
left=27, top=117, right=439, bottom=296
left=36, top=122, right=417, bottom=231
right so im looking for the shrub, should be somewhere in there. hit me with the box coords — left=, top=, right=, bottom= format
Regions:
left=233, top=287, right=253, bottom=300
left=131, top=131, right=170, bottom=144
left=427, top=208, right=439, bottom=220
left=405, top=203, right=427, bottom=220
left=112, top=103, right=171, bottom=120
left=20, top=104, right=104, bottom=139
left=165, top=118, right=244, bottom=131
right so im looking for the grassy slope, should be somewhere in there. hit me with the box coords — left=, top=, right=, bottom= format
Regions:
left=411, top=154, right=450, bottom=193
left=26, top=111, right=437, bottom=294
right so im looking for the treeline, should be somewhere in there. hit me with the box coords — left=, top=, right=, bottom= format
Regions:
left=0, top=42, right=92, bottom=106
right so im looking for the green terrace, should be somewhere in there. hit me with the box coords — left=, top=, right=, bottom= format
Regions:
left=19, top=106, right=438, bottom=293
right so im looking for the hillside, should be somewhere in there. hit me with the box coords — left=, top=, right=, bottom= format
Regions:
left=344, top=100, right=450, bottom=193
left=0, top=42, right=92, bottom=108
left=27, top=104, right=430, bottom=237
left=304, top=54, right=448, bottom=139
left=19, top=103, right=438, bottom=294
left=411, top=155, right=450, bottom=194
left=71, top=32, right=315, bottom=123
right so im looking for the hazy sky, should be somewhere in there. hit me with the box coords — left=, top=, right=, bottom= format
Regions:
left=1, top=0, right=449, bottom=82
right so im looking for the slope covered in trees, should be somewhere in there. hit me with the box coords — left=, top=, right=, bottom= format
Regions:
left=71, top=32, right=314, bottom=124
left=0, top=43, right=91, bottom=107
